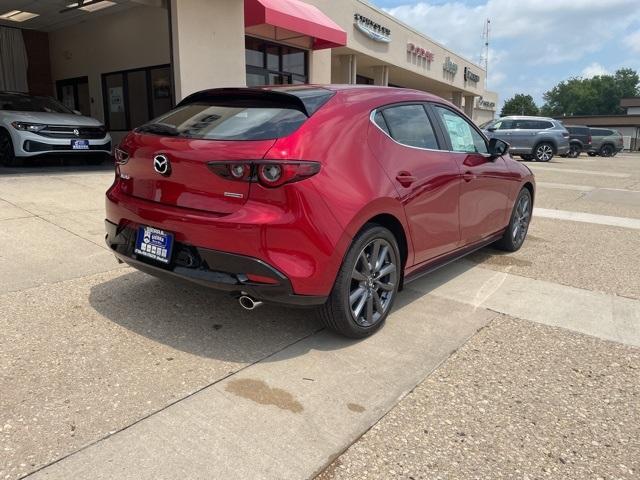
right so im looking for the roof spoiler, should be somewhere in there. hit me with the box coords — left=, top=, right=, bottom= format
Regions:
left=176, top=88, right=310, bottom=117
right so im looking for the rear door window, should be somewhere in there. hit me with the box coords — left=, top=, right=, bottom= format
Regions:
left=379, top=104, right=439, bottom=149
left=433, top=105, right=488, bottom=154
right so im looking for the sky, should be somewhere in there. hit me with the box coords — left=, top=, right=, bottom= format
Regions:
left=371, top=0, right=640, bottom=110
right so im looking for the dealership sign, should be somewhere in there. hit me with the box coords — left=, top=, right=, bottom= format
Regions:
left=464, top=67, right=480, bottom=83
left=477, top=97, right=496, bottom=109
left=407, top=43, right=434, bottom=63
left=443, top=57, right=458, bottom=75
left=354, top=13, right=391, bottom=43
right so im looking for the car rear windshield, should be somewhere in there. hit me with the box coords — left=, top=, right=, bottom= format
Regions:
left=0, top=94, right=73, bottom=114
left=143, top=88, right=333, bottom=141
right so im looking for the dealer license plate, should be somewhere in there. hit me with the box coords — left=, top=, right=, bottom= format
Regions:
left=71, top=139, right=89, bottom=150
left=134, top=226, right=174, bottom=264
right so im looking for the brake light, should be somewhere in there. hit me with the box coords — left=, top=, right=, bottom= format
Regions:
left=588, top=135, right=592, bottom=144
left=208, top=161, right=320, bottom=188
left=562, top=131, right=570, bottom=138
left=114, top=147, right=130, bottom=165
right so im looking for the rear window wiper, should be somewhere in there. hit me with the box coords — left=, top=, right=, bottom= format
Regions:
left=136, top=122, right=179, bottom=136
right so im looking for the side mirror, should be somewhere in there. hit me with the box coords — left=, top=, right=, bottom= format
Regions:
left=489, top=137, right=509, bottom=157
left=487, top=127, right=496, bottom=132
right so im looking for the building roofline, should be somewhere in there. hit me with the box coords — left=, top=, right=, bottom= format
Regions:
left=356, top=0, right=485, bottom=71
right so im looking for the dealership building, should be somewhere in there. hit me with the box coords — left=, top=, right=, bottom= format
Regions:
left=0, top=0, right=497, bottom=143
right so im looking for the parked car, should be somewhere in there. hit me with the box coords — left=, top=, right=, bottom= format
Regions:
left=587, top=128, right=624, bottom=157
left=105, top=86, right=535, bottom=338
left=0, top=91, right=111, bottom=166
left=481, top=116, right=570, bottom=162
left=560, top=125, right=592, bottom=158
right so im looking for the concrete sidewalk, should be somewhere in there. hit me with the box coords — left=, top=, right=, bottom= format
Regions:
left=317, top=316, right=640, bottom=480
left=21, top=296, right=494, bottom=480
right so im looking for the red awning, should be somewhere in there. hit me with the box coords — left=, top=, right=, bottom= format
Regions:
left=244, top=0, right=347, bottom=50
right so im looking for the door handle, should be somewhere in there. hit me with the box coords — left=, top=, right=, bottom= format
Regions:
left=395, top=172, right=417, bottom=187
left=463, top=171, right=475, bottom=182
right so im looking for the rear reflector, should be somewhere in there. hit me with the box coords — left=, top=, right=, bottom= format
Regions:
left=208, top=160, right=320, bottom=188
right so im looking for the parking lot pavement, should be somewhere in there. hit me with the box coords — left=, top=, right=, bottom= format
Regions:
left=317, top=316, right=640, bottom=480
left=1, top=153, right=639, bottom=480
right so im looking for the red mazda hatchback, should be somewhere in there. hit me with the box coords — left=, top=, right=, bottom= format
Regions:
left=105, top=85, right=534, bottom=338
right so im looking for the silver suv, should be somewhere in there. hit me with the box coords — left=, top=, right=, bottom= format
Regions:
left=481, top=116, right=570, bottom=162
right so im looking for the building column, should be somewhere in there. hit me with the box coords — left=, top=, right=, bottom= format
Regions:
left=337, top=54, right=357, bottom=84
left=451, top=91, right=463, bottom=108
left=372, top=65, right=389, bottom=86
left=170, top=0, right=246, bottom=101
left=463, top=94, right=475, bottom=118
left=309, top=50, right=332, bottom=84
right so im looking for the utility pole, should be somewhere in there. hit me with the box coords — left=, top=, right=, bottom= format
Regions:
left=481, top=18, right=490, bottom=89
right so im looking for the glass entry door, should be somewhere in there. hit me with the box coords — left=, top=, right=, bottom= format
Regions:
left=56, top=77, right=90, bottom=116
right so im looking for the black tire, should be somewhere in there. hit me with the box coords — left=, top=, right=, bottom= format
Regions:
left=319, top=224, right=401, bottom=338
left=568, top=143, right=581, bottom=158
left=0, top=130, right=17, bottom=166
left=600, top=144, right=614, bottom=157
left=534, top=142, right=554, bottom=162
left=520, top=154, right=534, bottom=161
left=493, top=188, right=532, bottom=252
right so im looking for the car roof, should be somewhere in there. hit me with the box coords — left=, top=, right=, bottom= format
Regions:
left=499, top=115, right=556, bottom=121
left=265, top=84, right=446, bottom=103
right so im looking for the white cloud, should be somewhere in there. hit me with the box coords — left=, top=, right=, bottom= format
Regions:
left=581, top=62, right=609, bottom=78
left=383, top=0, right=640, bottom=66
left=623, top=30, right=640, bottom=53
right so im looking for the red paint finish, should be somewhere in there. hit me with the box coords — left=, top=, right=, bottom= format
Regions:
left=106, top=86, right=535, bottom=300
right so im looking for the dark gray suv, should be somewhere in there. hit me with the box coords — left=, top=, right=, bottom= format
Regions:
left=481, top=116, right=570, bottom=162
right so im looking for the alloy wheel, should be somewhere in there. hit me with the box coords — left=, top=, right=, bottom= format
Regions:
left=535, top=144, right=553, bottom=162
left=349, top=238, right=397, bottom=327
left=568, top=144, right=580, bottom=158
left=601, top=145, right=613, bottom=157
left=512, top=193, right=531, bottom=247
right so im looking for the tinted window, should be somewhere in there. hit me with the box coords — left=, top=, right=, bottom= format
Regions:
left=591, top=129, right=612, bottom=136
left=494, top=119, right=514, bottom=130
left=434, top=106, right=488, bottom=154
left=0, top=94, right=73, bottom=113
left=567, top=126, right=589, bottom=135
left=381, top=104, right=439, bottom=149
left=150, top=104, right=308, bottom=140
left=513, top=120, right=552, bottom=129
left=373, top=110, right=390, bottom=135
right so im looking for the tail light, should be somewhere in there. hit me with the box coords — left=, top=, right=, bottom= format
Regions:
left=588, top=135, right=592, bottom=145
left=208, top=161, right=320, bottom=188
left=114, top=147, right=130, bottom=165
left=562, top=131, right=570, bottom=138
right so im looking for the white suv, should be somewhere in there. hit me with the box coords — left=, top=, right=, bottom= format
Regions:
left=0, top=92, right=112, bottom=166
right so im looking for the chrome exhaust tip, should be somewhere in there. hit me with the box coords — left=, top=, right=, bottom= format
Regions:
left=238, top=295, right=263, bottom=311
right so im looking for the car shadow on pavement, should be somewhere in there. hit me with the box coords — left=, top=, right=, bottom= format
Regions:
left=88, top=270, right=326, bottom=363
left=88, top=256, right=482, bottom=363
left=0, top=159, right=113, bottom=175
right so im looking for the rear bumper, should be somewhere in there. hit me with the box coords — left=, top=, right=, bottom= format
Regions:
left=105, top=220, right=327, bottom=306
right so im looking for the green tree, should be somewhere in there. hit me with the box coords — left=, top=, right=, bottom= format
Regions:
left=500, top=94, right=540, bottom=116
left=540, top=68, right=640, bottom=116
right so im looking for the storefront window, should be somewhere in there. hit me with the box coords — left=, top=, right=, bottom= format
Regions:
left=102, top=64, right=173, bottom=131
left=245, top=37, right=308, bottom=87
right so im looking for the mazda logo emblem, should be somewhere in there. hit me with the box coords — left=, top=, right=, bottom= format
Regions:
left=73, top=129, right=80, bottom=137
left=153, top=154, right=171, bottom=176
